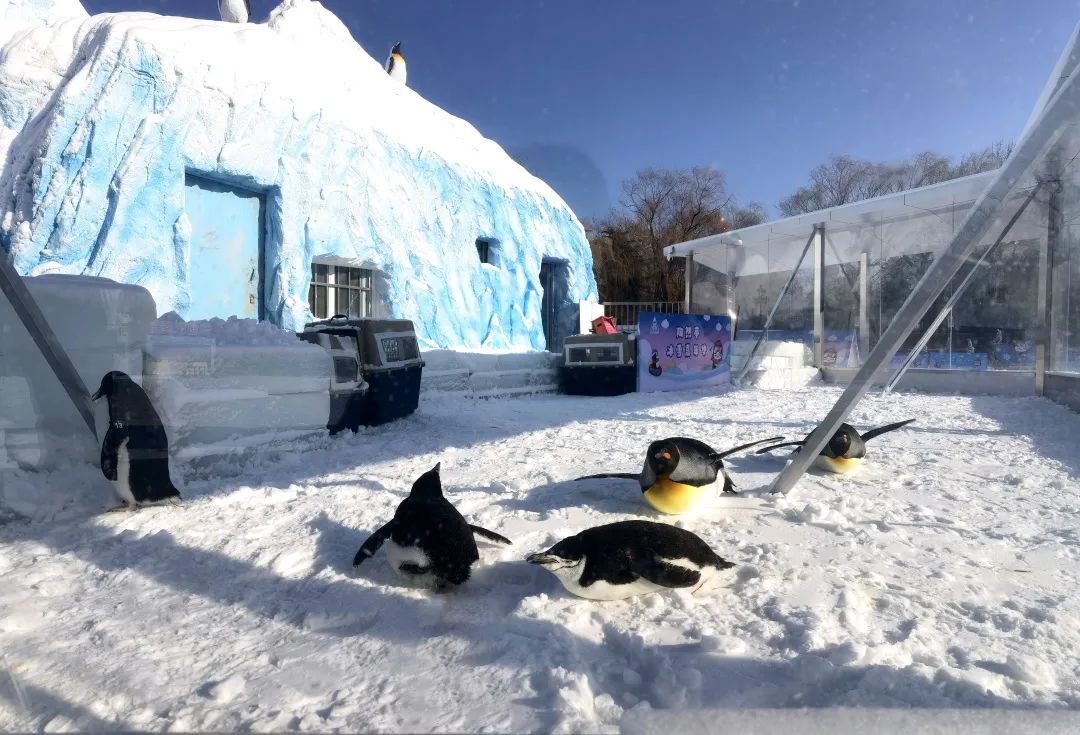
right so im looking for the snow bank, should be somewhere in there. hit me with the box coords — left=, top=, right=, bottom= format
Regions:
left=0, top=0, right=596, bottom=349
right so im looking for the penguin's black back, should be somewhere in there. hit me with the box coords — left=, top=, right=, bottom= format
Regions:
left=100, top=376, right=179, bottom=502
left=575, top=520, right=726, bottom=584
left=648, top=437, right=723, bottom=486
left=391, top=483, right=479, bottom=586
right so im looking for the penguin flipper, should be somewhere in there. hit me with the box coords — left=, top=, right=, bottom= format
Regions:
left=754, top=440, right=804, bottom=454
left=353, top=521, right=395, bottom=567
left=575, top=472, right=640, bottom=481
left=99, top=429, right=123, bottom=481
left=711, top=435, right=788, bottom=460
left=860, top=419, right=916, bottom=442
left=630, top=553, right=701, bottom=589
left=470, top=524, right=512, bottom=546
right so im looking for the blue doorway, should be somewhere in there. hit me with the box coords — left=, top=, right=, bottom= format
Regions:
left=183, top=174, right=266, bottom=321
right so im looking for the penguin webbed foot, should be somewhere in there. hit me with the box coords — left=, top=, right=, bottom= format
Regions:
left=105, top=502, right=137, bottom=513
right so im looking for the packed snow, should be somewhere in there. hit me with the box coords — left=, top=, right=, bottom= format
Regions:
left=1, top=384, right=1080, bottom=731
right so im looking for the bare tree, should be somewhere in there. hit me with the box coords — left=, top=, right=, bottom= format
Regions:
left=589, top=166, right=764, bottom=302
left=778, top=141, right=1014, bottom=217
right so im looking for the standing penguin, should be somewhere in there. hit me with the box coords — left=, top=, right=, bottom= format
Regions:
left=218, top=0, right=250, bottom=23
left=353, top=464, right=511, bottom=589
left=527, top=520, right=735, bottom=600
left=755, top=419, right=915, bottom=474
left=576, top=435, right=785, bottom=514
left=92, top=371, right=181, bottom=511
left=385, top=42, right=407, bottom=84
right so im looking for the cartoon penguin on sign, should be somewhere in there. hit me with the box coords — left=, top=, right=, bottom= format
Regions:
left=353, top=463, right=511, bottom=590
left=92, top=371, right=181, bottom=511
left=711, top=339, right=724, bottom=369
left=648, top=350, right=663, bottom=376
left=385, top=42, right=407, bottom=84
left=527, top=520, right=736, bottom=600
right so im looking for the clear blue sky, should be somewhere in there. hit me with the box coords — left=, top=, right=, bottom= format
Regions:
left=85, top=0, right=1080, bottom=220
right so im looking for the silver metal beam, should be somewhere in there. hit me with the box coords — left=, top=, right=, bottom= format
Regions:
left=883, top=183, right=1041, bottom=394
left=858, top=252, right=870, bottom=362
left=0, top=254, right=98, bottom=438
left=812, top=225, right=826, bottom=368
left=735, top=226, right=819, bottom=383
left=1036, top=180, right=1062, bottom=394
left=768, top=60, right=1080, bottom=495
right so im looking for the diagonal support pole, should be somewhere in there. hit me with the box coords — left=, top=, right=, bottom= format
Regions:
left=769, top=56, right=1080, bottom=495
left=0, top=254, right=98, bottom=438
left=736, top=225, right=819, bottom=383
left=883, top=182, right=1042, bottom=394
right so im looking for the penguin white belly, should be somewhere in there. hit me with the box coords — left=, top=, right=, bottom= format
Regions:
left=813, top=455, right=863, bottom=474
left=113, top=439, right=137, bottom=507
left=218, top=0, right=248, bottom=23
left=643, top=476, right=720, bottom=514
left=564, top=574, right=663, bottom=601
left=386, top=540, right=435, bottom=584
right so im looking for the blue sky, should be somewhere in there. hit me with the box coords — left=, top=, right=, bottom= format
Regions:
left=85, top=0, right=1080, bottom=219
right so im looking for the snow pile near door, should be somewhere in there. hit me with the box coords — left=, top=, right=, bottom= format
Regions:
left=2, top=386, right=1080, bottom=730
left=0, top=0, right=595, bottom=349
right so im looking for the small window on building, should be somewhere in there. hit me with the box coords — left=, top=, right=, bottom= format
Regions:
left=476, top=238, right=498, bottom=265
left=309, top=261, right=373, bottom=319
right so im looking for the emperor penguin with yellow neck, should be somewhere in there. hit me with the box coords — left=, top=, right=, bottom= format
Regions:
left=577, top=436, right=785, bottom=514
left=756, top=419, right=915, bottom=473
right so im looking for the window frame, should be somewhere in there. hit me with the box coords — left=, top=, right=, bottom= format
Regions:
left=308, top=261, right=373, bottom=320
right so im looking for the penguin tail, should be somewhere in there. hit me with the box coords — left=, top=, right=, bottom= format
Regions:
left=575, top=472, right=639, bottom=482
left=754, top=440, right=804, bottom=455
left=713, top=436, right=788, bottom=460
left=860, top=419, right=916, bottom=442
left=470, top=524, right=512, bottom=546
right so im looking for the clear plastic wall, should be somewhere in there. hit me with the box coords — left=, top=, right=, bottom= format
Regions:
left=1052, top=123, right=1080, bottom=375
left=691, top=182, right=1047, bottom=373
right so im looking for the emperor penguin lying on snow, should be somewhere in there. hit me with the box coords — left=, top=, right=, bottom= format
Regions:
left=755, top=419, right=915, bottom=474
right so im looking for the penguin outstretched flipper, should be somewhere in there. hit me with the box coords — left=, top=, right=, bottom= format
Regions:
left=707, top=435, right=787, bottom=462
left=860, top=419, right=916, bottom=442
left=353, top=520, right=396, bottom=568
left=628, top=552, right=702, bottom=589
left=575, top=472, right=640, bottom=481
left=754, top=440, right=805, bottom=454
left=469, top=525, right=512, bottom=546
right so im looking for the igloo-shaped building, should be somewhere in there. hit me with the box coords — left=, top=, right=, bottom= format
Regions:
left=0, top=0, right=596, bottom=351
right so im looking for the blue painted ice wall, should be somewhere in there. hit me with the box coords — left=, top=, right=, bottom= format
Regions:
left=0, top=0, right=597, bottom=350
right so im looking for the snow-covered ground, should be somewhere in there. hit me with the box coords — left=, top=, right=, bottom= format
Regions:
left=2, top=384, right=1080, bottom=732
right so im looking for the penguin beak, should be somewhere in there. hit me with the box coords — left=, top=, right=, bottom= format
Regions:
left=526, top=553, right=562, bottom=567
left=91, top=388, right=103, bottom=401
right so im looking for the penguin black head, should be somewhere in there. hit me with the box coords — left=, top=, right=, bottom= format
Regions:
left=391, top=42, right=402, bottom=56
left=92, top=370, right=136, bottom=401
left=409, top=463, right=444, bottom=500
left=646, top=440, right=681, bottom=477
left=825, top=424, right=864, bottom=459
left=526, top=536, right=584, bottom=570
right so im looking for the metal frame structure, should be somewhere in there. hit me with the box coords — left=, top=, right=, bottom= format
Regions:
left=733, top=225, right=821, bottom=383
left=0, top=254, right=98, bottom=438
left=768, top=48, right=1080, bottom=494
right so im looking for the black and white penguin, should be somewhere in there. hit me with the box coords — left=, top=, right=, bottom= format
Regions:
left=92, top=371, right=181, bottom=511
left=755, top=419, right=915, bottom=474
left=218, top=0, right=250, bottom=23
left=576, top=436, right=785, bottom=514
left=385, top=42, right=407, bottom=84
left=353, top=463, right=511, bottom=589
left=527, top=520, right=735, bottom=601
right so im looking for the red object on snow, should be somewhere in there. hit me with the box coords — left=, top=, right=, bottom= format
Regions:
left=591, top=315, right=618, bottom=334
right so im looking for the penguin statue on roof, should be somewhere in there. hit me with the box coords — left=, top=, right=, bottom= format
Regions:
left=218, top=0, right=251, bottom=23
left=386, top=42, right=407, bottom=85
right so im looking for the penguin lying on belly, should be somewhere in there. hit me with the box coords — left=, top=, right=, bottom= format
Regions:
left=353, top=463, right=512, bottom=590
left=528, top=520, right=735, bottom=600
left=576, top=436, right=786, bottom=514
left=755, top=419, right=915, bottom=474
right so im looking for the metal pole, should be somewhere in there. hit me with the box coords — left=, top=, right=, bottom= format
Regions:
left=769, top=62, right=1080, bottom=496
left=1036, top=180, right=1062, bottom=394
left=735, top=226, right=819, bottom=383
left=858, top=253, right=870, bottom=363
left=883, top=183, right=1040, bottom=394
left=684, top=253, right=694, bottom=314
left=0, top=254, right=98, bottom=438
left=813, top=224, right=826, bottom=368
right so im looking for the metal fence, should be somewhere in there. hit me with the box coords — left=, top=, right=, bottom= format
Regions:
left=602, top=301, right=684, bottom=330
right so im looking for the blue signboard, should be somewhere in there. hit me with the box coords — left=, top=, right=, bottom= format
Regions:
left=637, top=312, right=731, bottom=392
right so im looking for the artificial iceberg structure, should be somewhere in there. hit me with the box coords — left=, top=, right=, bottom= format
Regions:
left=0, top=0, right=596, bottom=350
